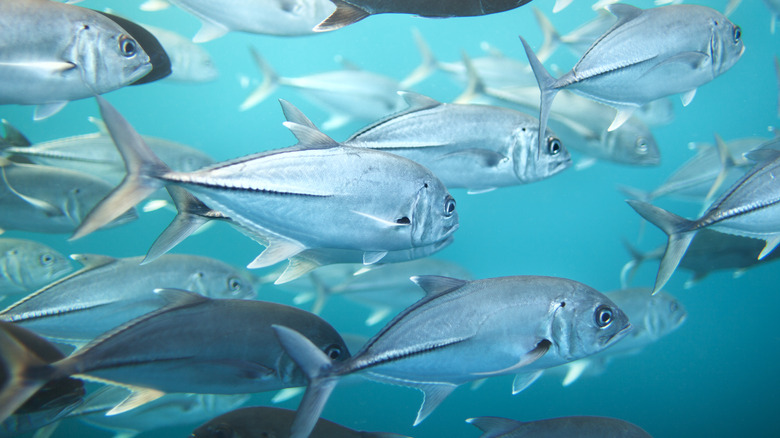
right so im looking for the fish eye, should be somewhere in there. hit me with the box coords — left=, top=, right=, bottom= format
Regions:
left=670, top=302, right=678, bottom=312
left=396, top=217, right=411, bottom=225
left=40, top=254, right=54, bottom=265
left=443, top=196, right=456, bottom=217
left=594, top=305, right=613, bottom=328
left=119, top=36, right=137, bottom=57
left=635, top=138, right=648, bottom=154
left=325, top=344, right=343, bottom=360
left=733, top=26, right=741, bottom=43
left=547, top=137, right=562, bottom=156
left=227, top=277, right=242, bottom=292
left=206, top=424, right=234, bottom=438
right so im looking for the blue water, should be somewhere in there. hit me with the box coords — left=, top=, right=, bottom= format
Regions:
left=4, top=0, right=779, bottom=436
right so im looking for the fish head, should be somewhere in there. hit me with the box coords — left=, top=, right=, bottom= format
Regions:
left=29, top=247, right=72, bottom=285
left=69, top=16, right=152, bottom=94
left=550, top=283, right=631, bottom=362
left=185, top=262, right=257, bottom=300
left=709, top=14, right=744, bottom=77
left=643, top=291, right=687, bottom=339
left=409, top=178, right=459, bottom=248
left=512, top=125, right=571, bottom=183
left=602, top=122, right=660, bottom=166
left=278, top=319, right=352, bottom=385
left=65, top=184, right=138, bottom=230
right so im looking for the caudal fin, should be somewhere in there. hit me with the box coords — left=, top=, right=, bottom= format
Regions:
left=519, top=36, right=559, bottom=158
left=71, top=97, right=170, bottom=240
left=532, top=7, right=561, bottom=63
left=626, top=200, right=698, bottom=294
left=272, top=325, right=340, bottom=438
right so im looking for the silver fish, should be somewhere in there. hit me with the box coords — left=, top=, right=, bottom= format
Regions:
left=0, top=239, right=72, bottom=296
left=0, top=253, right=256, bottom=343
left=344, top=91, right=570, bottom=192
left=628, top=143, right=780, bottom=293
left=533, top=7, right=616, bottom=62
left=142, top=0, right=336, bottom=42
left=0, top=0, right=169, bottom=120
left=241, top=50, right=406, bottom=130
left=0, top=157, right=137, bottom=234
left=467, top=415, right=653, bottom=438
left=0, top=289, right=351, bottom=423
left=72, top=97, right=458, bottom=275
left=191, top=406, right=408, bottom=438
left=273, top=275, right=630, bottom=437
left=142, top=24, right=218, bottom=82
left=521, top=4, right=744, bottom=152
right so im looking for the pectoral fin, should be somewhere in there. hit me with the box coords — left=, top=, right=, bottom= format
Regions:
left=471, top=339, right=550, bottom=377
left=0, top=160, right=62, bottom=216
left=34, top=102, right=69, bottom=121
left=608, top=106, right=636, bottom=132
left=105, top=386, right=165, bottom=416
left=562, top=359, right=591, bottom=386
left=247, top=237, right=305, bottom=269
left=511, top=370, right=543, bottom=394
left=759, top=235, right=780, bottom=260
left=680, top=89, right=697, bottom=106
left=363, top=251, right=387, bottom=265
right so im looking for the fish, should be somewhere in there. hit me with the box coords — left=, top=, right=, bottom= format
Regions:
left=627, top=143, right=780, bottom=293
left=532, top=7, right=616, bottom=62
left=191, top=406, right=408, bottom=438
left=466, top=415, right=653, bottom=438
left=0, top=238, right=72, bottom=296
left=71, top=97, right=458, bottom=276
left=141, top=23, right=218, bottom=82
left=142, top=0, right=336, bottom=42
left=765, top=0, right=780, bottom=33
left=0, top=0, right=170, bottom=120
left=240, top=49, right=406, bottom=130
left=0, top=157, right=138, bottom=234
left=0, top=321, right=84, bottom=437
left=0, top=288, right=352, bottom=424
left=314, top=0, right=535, bottom=32
left=0, top=118, right=215, bottom=185
left=272, top=274, right=630, bottom=437
left=343, top=91, right=571, bottom=192
left=520, top=4, right=744, bottom=154
left=0, top=253, right=257, bottom=343
left=554, top=288, right=686, bottom=386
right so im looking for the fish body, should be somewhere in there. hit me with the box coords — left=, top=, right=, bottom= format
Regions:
left=467, top=415, right=653, bottom=438
left=315, top=0, right=535, bottom=31
left=143, top=24, right=218, bottom=82
left=0, top=254, right=256, bottom=343
left=191, top=406, right=407, bottom=438
left=521, top=4, right=744, bottom=151
left=0, top=158, right=137, bottom=234
left=533, top=7, right=616, bottom=62
left=628, top=145, right=780, bottom=293
left=345, top=92, right=570, bottom=191
left=0, top=239, right=72, bottom=296
left=273, top=275, right=630, bottom=437
left=0, top=0, right=169, bottom=119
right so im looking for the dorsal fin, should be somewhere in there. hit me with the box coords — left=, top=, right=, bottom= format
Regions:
left=410, top=275, right=467, bottom=296
left=69, top=253, right=118, bottom=270
left=466, top=416, right=523, bottom=437
left=1, top=120, right=31, bottom=147
left=279, top=99, right=317, bottom=129
left=283, top=122, right=339, bottom=149
left=398, top=91, right=440, bottom=111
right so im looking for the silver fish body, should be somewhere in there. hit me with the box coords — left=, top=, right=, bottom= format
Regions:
left=467, top=415, right=652, bottom=438
left=143, top=24, right=218, bottom=82
left=0, top=254, right=256, bottom=342
left=0, top=239, right=72, bottom=296
left=345, top=92, right=570, bottom=191
left=0, top=0, right=158, bottom=119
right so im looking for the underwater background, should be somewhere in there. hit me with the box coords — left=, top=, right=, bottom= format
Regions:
left=3, top=0, right=779, bottom=436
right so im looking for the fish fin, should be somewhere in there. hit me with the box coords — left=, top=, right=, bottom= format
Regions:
left=0, top=161, right=62, bottom=216
left=439, top=148, right=507, bottom=168
left=562, top=359, right=591, bottom=386
left=519, top=36, right=559, bottom=158
left=142, top=199, right=169, bottom=212
left=626, top=200, right=698, bottom=294
left=410, top=275, right=467, bottom=296
left=467, top=187, right=497, bottom=195
left=680, top=89, right=697, bottom=106
left=240, top=48, right=280, bottom=111
left=469, top=378, right=487, bottom=391
left=608, top=107, right=636, bottom=132
left=365, top=307, right=392, bottom=326
left=619, top=238, right=646, bottom=288
left=453, top=50, right=486, bottom=104
left=271, top=387, right=305, bottom=403
left=575, top=156, right=598, bottom=170
left=279, top=99, right=318, bottom=129
left=552, top=0, right=573, bottom=13
left=616, top=184, right=652, bottom=203
left=34, top=102, right=69, bottom=121
left=532, top=7, right=561, bottom=63
left=471, top=339, right=550, bottom=377
left=271, top=325, right=340, bottom=438
left=351, top=210, right=409, bottom=228
left=414, top=383, right=457, bottom=426
left=605, top=4, right=643, bottom=21
left=192, top=18, right=228, bottom=43
left=704, top=133, right=738, bottom=203
left=71, top=97, right=170, bottom=240
left=511, top=370, right=543, bottom=394
left=466, top=416, right=522, bottom=437
left=398, top=91, right=441, bottom=111
left=247, top=237, right=305, bottom=269
left=69, top=253, right=118, bottom=270
left=283, top=121, right=340, bottom=148
left=142, top=187, right=212, bottom=264
left=106, top=386, right=165, bottom=416
left=274, top=257, right=320, bottom=285
left=363, top=251, right=388, bottom=265
left=0, top=324, right=54, bottom=423
left=293, top=291, right=316, bottom=305
left=314, top=0, right=370, bottom=32
left=139, top=0, right=169, bottom=11
left=321, top=113, right=352, bottom=131
left=31, top=420, right=62, bottom=438
left=744, top=148, right=780, bottom=163
left=400, top=28, right=438, bottom=89
left=0, top=120, right=31, bottom=147
left=759, top=236, right=780, bottom=260
left=724, top=0, right=741, bottom=16
left=732, top=268, right=747, bottom=279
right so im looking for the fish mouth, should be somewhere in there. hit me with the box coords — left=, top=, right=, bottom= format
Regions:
left=95, top=11, right=172, bottom=85
left=604, top=323, right=632, bottom=347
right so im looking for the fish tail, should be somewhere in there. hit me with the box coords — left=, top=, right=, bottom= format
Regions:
left=453, top=51, right=487, bottom=104
left=239, top=48, right=280, bottom=111
left=400, top=28, right=438, bottom=89
left=272, top=325, right=340, bottom=438
left=619, top=237, right=647, bottom=288
left=616, top=184, right=652, bottom=203
left=626, top=200, right=698, bottom=294
left=70, top=97, right=170, bottom=241
left=518, top=36, right=559, bottom=157
left=0, top=325, right=57, bottom=424
left=532, top=7, right=561, bottom=64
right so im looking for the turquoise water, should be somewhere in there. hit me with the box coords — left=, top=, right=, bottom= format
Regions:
left=3, top=0, right=779, bottom=436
